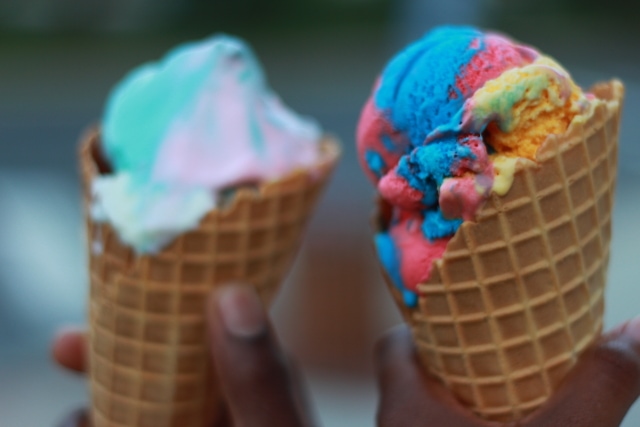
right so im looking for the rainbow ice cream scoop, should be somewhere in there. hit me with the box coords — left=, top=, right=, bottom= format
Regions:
left=357, top=26, right=597, bottom=307
left=92, top=35, right=322, bottom=253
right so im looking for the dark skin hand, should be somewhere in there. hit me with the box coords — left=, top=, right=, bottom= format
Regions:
left=52, top=285, right=314, bottom=427
left=53, top=285, right=640, bottom=427
left=376, top=318, right=640, bottom=427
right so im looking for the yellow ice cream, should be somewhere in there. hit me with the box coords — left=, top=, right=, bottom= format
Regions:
left=468, top=57, right=594, bottom=160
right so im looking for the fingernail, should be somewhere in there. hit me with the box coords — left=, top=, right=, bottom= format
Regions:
left=626, top=315, right=640, bottom=342
left=214, top=285, right=267, bottom=338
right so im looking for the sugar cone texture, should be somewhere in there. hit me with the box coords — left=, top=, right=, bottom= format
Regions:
left=80, top=129, right=340, bottom=427
left=376, top=80, right=624, bottom=422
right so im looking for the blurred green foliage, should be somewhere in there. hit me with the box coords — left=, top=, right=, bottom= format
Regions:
left=490, top=0, right=640, bottom=21
left=186, top=0, right=392, bottom=33
left=0, top=0, right=392, bottom=36
left=486, top=0, right=640, bottom=42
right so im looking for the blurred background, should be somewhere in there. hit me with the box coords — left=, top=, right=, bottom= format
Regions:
left=1, top=0, right=639, bottom=425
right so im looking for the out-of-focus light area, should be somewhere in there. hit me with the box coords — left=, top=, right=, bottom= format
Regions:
left=1, top=0, right=639, bottom=425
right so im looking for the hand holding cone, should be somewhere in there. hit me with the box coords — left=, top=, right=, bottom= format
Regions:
left=375, top=80, right=624, bottom=421
left=80, top=129, right=340, bottom=427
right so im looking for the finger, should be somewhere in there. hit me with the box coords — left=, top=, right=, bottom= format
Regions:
left=207, top=284, right=311, bottom=427
left=375, top=325, right=495, bottom=427
left=52, top=327, right=87, bottom=373
left=526, top=316, right=640, bottom=427
left=213, top=403, right=232, bottom=427
left=55, top=408, right=89, bottom=427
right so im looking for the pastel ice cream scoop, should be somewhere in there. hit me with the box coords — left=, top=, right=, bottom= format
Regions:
left=92, top=34, right=322, bottom=253
left=82, top=35, right=340, bottom=427
left=357, top=26, right=596, bottom=306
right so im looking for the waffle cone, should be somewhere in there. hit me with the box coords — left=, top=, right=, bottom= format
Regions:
left=80, top=129, right=340, bottom=427
left=375, top=80, right=624, bottom=422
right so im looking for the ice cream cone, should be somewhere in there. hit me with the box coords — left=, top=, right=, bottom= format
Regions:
left=80, top=128, right=340, bottom=427
left=374, top=80, right=624, bottom=422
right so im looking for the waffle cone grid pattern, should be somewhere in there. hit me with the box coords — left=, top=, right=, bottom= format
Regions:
left=80, top=130, right=339, bottom=427
left=382, top=81, right=623, bottom=422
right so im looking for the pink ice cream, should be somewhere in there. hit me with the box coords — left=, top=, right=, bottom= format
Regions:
left=91, top=35, right=323, bottom=253
left=358, top=26, right=594, bottom=306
